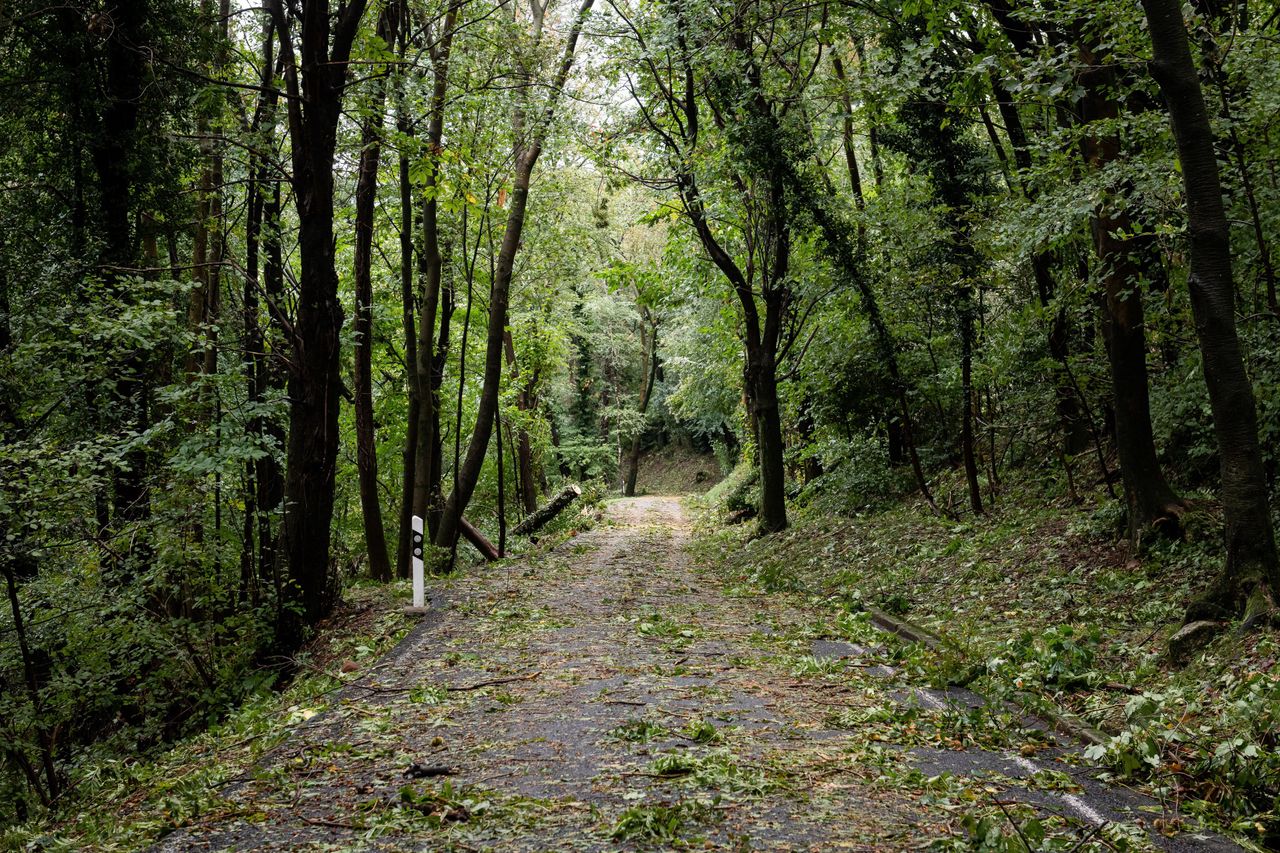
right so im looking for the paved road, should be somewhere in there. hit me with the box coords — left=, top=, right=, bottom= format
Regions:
left=155, top=497, right=1236, bottom=851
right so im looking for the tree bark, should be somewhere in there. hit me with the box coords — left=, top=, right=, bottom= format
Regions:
left=433, top=0, right=596, bottom=551
left=269, top=0, right=370, bottom=637
left=351, top=6, right=398, bottom=583
left=1077, top=40, right=1186, bottom=549
left=1141, top=0, right=1280, bottom=622
left=623, top=316, right=659, bottom=496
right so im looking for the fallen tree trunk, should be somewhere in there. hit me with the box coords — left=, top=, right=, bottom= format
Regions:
left=514, top=485, right=582, bottom=537
left=458, top=516, right=499, bottom=561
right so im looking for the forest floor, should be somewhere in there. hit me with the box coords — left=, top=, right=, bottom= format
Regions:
left=131, top=497, right=1242, bottom=852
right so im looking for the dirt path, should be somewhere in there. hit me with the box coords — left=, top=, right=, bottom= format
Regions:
left=156, top=498, right=1236, bottom=851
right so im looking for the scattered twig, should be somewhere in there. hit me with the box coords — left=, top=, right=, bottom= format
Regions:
left=406, top=763, right=454, bottom=778
left=1136, top=621, right=1171, bottom=648
left=299, top=815, right=364, bottom=830
left=1067, top=819, right=1109, bottom=852
left=992, top=795, right=1034, bottom=851
left=446, top=670, right=542, bottom=691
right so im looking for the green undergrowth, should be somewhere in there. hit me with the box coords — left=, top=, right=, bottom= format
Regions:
left=691, top=484, right=1280, bottom=848
left=2, top=583, right=417, bottom=851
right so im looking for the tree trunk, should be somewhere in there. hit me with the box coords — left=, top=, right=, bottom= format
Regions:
left=412, top=0, right=460, bottom=540
left=987, top=71, right=1091, bottom=460
left=240, top=19, right=276, bottom=602
left=831, top=53, right=867, bottom=250
left=258, top=180, right=286, bottom=596
left=395, top=14, right=419, bottom=579
left=749, top=346, right=788, bottom=534
left=435, top=150, right=536, bottom=549
left=90, top=0, right=151, bottom=580
left=270, top=0, right=370, bottom=638
left=623, top=318, right=659, bottom=497
left=514, top=485, right=582, bottom=536
left=1190, top=16, right=1277, bottom=311
left=503, top=330, right=540, bottom=512
left=458, top=516, right=499, bottom=561
left=959, top=287, right=984, bottom=515
left=351, top=6, right=397, bottom=583
left=433, top=0, right=596, bottom=551
left=1141, top=0, right=1280, bottom=622
left=495, top=406, right=507, bottom=556
left=1078, top=41, right=1186, bottom=549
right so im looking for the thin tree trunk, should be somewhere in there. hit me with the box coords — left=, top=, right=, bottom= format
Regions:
left=960, top=288, right=984, bottom=515
left=1078, top=39, right=1186, bottom=548
left=831, top=53, right=867, bottom=250
left=988, top=72, right=1091, bottom=459
left=503, top=330, right=539, bottom=512
left=1142, top=0, right=1280, bottom=622
left=242, top=162, right=263, bottom=603
left=2, top=559, right=60, bottom=804
left=395, top=4, right=419, bottom=580
left=412, top=0, right=460, bottom=539
left=258, top=180, right=286, bottom=597
left=351, top=6, right=397, bottom=583
left=242, top=17, right=279, bottom=606
left=623, top=317, right=659, bottom=496
left=435, top=150, right=536, bottom=549
left=495, top=407, right=506, bottom=557
left=434, top=0, right=596, bottom=550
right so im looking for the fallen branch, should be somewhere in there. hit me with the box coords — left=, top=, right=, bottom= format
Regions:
left=513, top=484, right=582, bottom=536
left=458, top=516, right=500, bottom=561
left=446, top=670, right=541, bottom=692
left=300, top=816, right=364, bottom=830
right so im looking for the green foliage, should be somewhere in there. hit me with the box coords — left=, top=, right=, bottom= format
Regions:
left=7, top=0, right=1280, bottom=841
left=608, top=799, right=719, bottom=843
left=682, top=718, right=723, bottom=744
left=988, top=626, right=1103, bottom=690
left=648, top=750, right=769, bottom=795
left=1083, top=666, right=1280, bottom=841
left=611, top=718, right=669, bottom=743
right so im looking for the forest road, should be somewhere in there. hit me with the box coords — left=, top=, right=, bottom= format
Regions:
left=155, top=496, right=1239, bottom=852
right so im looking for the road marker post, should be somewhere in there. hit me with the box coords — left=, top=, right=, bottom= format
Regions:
left=404, top=515, right=429, bottom=615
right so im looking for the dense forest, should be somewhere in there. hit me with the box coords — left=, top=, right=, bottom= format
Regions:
left=2, top=0, right=1280, bottom=846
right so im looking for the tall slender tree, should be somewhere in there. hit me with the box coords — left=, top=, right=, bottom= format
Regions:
left=1141, top=0, right=1279, bottom=624
left=433, top=0, right=597, bottom=551
left=351, top=5, right=400, bottom=583
left=268, top=0, right=370, bottom=635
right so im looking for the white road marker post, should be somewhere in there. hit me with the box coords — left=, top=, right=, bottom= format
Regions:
left=405, top=515, right=429, bottom=615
